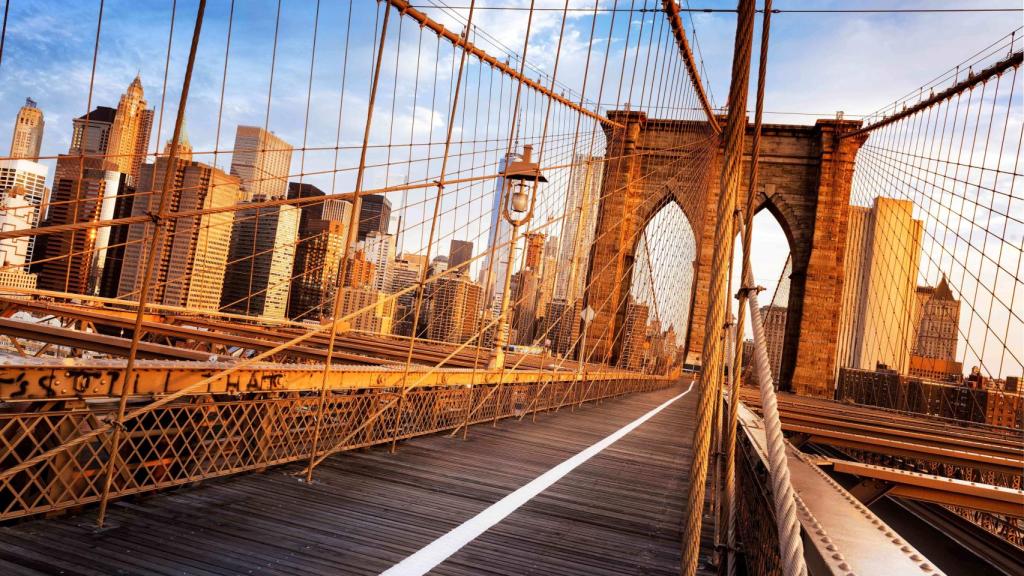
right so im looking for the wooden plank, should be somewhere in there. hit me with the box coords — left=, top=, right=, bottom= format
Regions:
left=0, top=382, right=715, bottom=575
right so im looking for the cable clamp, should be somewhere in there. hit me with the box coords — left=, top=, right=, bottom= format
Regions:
left=145, top=211, right=163, bottom=225
left=734, top=284, right=765, bottom=299
left=104, top=417, right=128, bottom=432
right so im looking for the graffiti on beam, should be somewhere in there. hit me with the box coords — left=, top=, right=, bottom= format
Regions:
left=0, top=372, right=29, bottom=397
left=224, top=371, right=287, bottom=394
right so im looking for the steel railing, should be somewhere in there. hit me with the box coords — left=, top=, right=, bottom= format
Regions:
left=0, top=375, right=672, bottom=521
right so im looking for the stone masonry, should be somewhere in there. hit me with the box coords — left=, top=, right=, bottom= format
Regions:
left=584, top=110, right=865, bottom=397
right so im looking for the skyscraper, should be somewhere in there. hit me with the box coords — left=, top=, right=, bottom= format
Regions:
left=401, top=253, right=428, bottom=271
left=0, top=189, right=38, bottom=291
left=523, top=233, right=545, bottom=271
left=663, top=324, right=681, bottom=373
left=340, top=249, right=390, bottom=334
left=10, top=98, right=44, bottom=161
left=648, top=321, right=667, bottom=374
left=118, top=157, right=241, bottom=310
left=760, top=305, right=787, bottom=383
left=322, top=198, right=353, bottom=222
left=90, top=170, right=131, bottom=296
left=357, top=194, right=392, bottom=241
left=70, top=106, right=117, bottom=157
left=913, top=276, right=960, bottom=361
left=338, top=286, right=395, bottom=335
left=555, top=155, right=602, bottom=301
left=540, top=299, right=580, bottom=356
left=0, top=189, right=33, bottom=267
left=286, top=183, right=351, bottom=321
left=532, top=233, right=557, bottom=321
left=97, top=176, right=136, bottom=299
left=362, top=230, right=396, bottom=293
left=230, top=126, right=294, bottom=200
left=448, top=239, right=474, bottom=276
left=480, top=151, right=519, bottom=308
left=836, top=197, right=923, bottom=375
left=0, top=159, right=49, bottom=264
left=42, top=78, right=152, bottom=293
left=510, top=268, right=539, bottom=345
left=345, top=249, right=377, bottom=289
left=428, top=275, right=482, bottom=344
left=163, top=125, right=194, bottom=162
left=221, top=200, right=300, bottom=320
left=741, top=340, right=755, bottom=373
left=389, top=258, right=423, bottom=336
left=620, top=299, right=650, bottom=371
left=105, top=75, right=154, bottom=183
left=33, top=155, right=121, bottom=295
left=429, top=255, right=449, bottom=278
left=909, top=276, right=962, bottom=381
left=113, top=138, right=189, bottom=301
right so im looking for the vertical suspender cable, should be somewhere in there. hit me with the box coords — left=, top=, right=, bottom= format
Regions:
left=305, top=0, right=393, bottom=481
left=0, top=0, right=10, bottom=71
left=680, top=0, right=754, bottom=574
left=739, top=219, right=808, bottom=576
left=722, top=0, right=771, bottom=574
left=392, top=0, right=479, bottom=451
left=95, top=0, right=207, bottom=528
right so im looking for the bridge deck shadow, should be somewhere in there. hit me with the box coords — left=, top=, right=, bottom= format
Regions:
left=0, top=381, right=714, bottom=576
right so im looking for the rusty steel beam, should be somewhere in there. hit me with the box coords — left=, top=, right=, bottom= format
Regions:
left=1, top=300, right=468, bottom=367
left=0, top=358, right=644, bottom=401
left=846, top=477, right=895, bottom=507
left=894, top=499, right=1024, bottom=576
left=776, top=410, right=1021, bottom=460
left=0, top=318, right=214, bottom=362
left=661, top=0, right=721, bottom=133
left=825, top=459, right=1024, bottom=518
left=741, top=388, right=1022, bottom=452
left=773, top=402, right=1021, bottom=450
left=389, top=0, right=620, bottom=129
left=736, top=403, right=939, bottom=575
left=178, top=315, right=490, bottom=368
left=3, top=298, right=572, bottom=372
left=0, top=313, right=385, bottom=365
left=784, top=423, right=1023, bottom=476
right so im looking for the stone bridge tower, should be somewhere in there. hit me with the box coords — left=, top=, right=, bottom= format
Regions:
left=583, top=110, right=865, bottom=397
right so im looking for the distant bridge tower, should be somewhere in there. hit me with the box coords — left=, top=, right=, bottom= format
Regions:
left=584, top=110, right=866, bottom=397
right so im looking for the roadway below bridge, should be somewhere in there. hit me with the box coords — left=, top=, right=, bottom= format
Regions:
left=0, top=381, right=714, bottom=576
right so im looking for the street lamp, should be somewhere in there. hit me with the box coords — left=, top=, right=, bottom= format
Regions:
left=490, top=144, right=547, bottom=370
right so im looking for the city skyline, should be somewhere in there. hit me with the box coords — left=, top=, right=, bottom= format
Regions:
left=0, top=5, right=1015, bottom=382
left=0, top=0, right=1010, bottom=302
left=0, top=84, right=995, bottom=380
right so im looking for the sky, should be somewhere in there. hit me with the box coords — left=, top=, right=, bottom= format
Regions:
left=2, top=0, right=1015, bottom=176
left=0, top=0, right=1018, bottom=372
left=676, top=0, right=1020, bottom=313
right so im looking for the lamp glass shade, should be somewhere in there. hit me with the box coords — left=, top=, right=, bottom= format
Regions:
left=510, top=181, right=530, bottom=214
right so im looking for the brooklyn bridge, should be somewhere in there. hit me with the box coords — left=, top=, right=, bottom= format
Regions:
left=0, top=1, right=1021, bottom=574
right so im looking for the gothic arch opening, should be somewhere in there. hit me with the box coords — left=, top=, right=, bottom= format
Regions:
left=731, top=207, right=793, bottom=388
left=622, top=200, right=697, bottom=373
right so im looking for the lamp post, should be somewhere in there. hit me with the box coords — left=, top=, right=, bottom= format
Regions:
left=490, top=144, right=546, bottom=370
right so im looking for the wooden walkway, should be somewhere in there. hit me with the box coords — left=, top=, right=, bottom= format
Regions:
left=0, top=381, right=714, bottom=575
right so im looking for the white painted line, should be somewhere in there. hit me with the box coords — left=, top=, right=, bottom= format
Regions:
left=380, top=380, right=696, bottom=576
